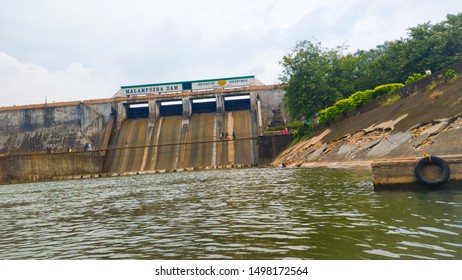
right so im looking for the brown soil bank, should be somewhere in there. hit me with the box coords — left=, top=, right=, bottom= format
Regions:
left=272, top=65, right=462, bottom=168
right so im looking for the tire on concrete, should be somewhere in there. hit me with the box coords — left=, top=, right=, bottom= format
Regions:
left=415, top=156, right=450, bottom=186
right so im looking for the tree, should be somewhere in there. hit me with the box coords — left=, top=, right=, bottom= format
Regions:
left=403, top=13, right=462, bottom=75
left=279, top=41, right=357, bottom=120
left=445, top=13, right=462, bottom=63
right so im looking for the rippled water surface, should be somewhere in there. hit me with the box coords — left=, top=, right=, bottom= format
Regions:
left=1, top=167, right=462, bottom=259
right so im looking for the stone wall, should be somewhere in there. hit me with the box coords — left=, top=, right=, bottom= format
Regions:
left=0, top=152, right=103, bottom=185
left=0, top=102, right=115, bottom=153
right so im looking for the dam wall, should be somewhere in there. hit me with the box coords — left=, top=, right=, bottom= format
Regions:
left=258, top=134, right=294, bottom=165
left=103, top=91, right=263, bottom=173
left=0, top=152, right=103, bottom=184
left=0, top=101, right=115, bottom=153
left=0, top=85, right=289, bottom=184
left=256, top=86, right=287, bottom=129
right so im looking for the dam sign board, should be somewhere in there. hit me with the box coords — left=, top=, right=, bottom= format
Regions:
left=116, top=76, right=260, bottom=97
left=123, top=84, right=183, bottom=95
left=191, top=77, right=255, bottom=91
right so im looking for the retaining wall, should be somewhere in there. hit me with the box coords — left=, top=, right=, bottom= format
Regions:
left=372, top=155, right=462, bottom=191
left=0, top=152, right=103, bottom=185
left=0, top=102, right=115, bottom=153
left=258, top=134, right=294, bottom=165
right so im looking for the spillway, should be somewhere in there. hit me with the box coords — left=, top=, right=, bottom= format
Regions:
left=182, top=113, right=218, bottom=168
left=148, top=115, right=184, bottom=171
left=103, top=118, right=151, bottom=173
left=103, top=109, right=256, bottom=174
left=218, top=110, right=254, bottom=166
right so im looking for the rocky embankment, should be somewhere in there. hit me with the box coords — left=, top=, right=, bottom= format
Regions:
left=272, top=73, right=462, bottom=168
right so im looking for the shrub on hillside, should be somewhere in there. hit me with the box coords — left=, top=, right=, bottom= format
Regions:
left=350, top=89, right=374, bottom=108
left=405, top=73, right=426, bottom=85
left=372, top=83, right=404, bottom=98
left=266, top=121, right=304, bottom=132
left=318, top=83, right=404, bottom=124
left=445, top=69, right=459, bottom=83
left=292, top=122, right=314, bottom=141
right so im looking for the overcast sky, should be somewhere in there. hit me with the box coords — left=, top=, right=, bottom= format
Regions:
left=1, top=0, right=461, bottom=107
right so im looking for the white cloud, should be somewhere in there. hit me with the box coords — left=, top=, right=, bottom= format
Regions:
left=0, top=52, right=116, bottom=106
left=1, top=0, right=461, bottom=106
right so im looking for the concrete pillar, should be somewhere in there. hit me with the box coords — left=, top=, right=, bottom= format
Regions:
left=79, top=102, right=85, bottom=131
left=216, top=94, right=224, bottom=113
left=116, top=102, right=127, bottom=130
left=182, top=97, right=191, bottom=119
left=148, top=100, right=158, bottom=119
left=148, top=100, right=158, bottom=126
left=257, top=98, right=263, bottom=136
left=249, top=91, right=259, bottom=165
left=249, top=92, right=258, bottom=113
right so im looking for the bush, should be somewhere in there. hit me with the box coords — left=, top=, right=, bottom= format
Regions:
left=372, top=83, right=404, bottom=98
left=332, top=99, right=355, bottom=114
left=445, top=69, right=458, bottom=83
left=293, top=122, right=314, bottom=141
left=317, top=83, right=404, bottom=124
left=405, top=73, right=426, bottom=85
left=350, top=89, right=374, bottom=107
left=318, top=106, right=337, bottom=124
left=266, top=121, right=303, bottom=132
left=286, top=121, right=304, bottom=130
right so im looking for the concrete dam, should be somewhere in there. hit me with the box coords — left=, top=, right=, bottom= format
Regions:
left=0, top=76, right=292, bottom=184
left=104, top=96, right=257, bottom=173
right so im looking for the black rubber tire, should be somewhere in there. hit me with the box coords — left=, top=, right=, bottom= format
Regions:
left=415, top=156, right=450, bottom=186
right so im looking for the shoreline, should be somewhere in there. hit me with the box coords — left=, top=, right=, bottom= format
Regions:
left=298, top=160, right=372, bottom=169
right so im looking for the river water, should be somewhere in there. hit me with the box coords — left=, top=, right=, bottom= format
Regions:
left=1, top=167, right=462, bottom=260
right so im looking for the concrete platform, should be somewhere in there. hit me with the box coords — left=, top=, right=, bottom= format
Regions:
left=372, top=155, right=462, bottom=191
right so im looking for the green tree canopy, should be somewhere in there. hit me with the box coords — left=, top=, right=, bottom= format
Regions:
left=280, top=41, right=357, bottom=120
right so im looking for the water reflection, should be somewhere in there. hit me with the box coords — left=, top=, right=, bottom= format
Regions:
left=1, top=167, right=461, bottom=259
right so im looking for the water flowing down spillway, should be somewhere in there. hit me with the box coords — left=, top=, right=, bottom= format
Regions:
left=103, top=116, right=183, bottom=174
left=220, top=110, right=255, bottom=166
left=148, top=115, right=184, bottom=172
left=103, top=110, right=256, bottom=174
left=103, top=118, right=151, bottom=174
left=182, top=113, right=218, bottom=168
